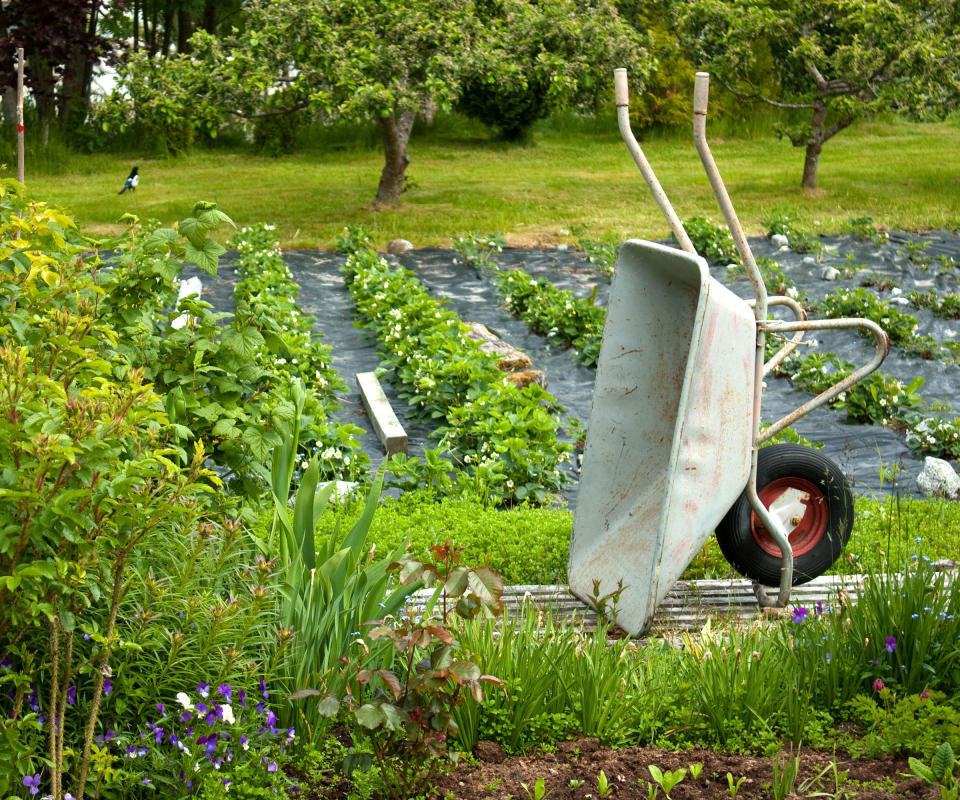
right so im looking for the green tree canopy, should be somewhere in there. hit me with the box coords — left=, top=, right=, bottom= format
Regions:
left=457, top=0, right=652, bottom=141
left=675, top=0, right=960, bottom=187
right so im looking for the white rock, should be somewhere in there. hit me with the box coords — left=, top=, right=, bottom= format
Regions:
left=725, top=263, right=739, bottom=271
left=317, top=480, right=360, bottom=503
left=770, top=233, right=789, bottom=249
left=820, top=266, right=841, bottom=281
left=802, top=255, right=817, bottom=265
left=387, top=238, right=414, bottom=254
left=890, top=297, right=910, bottom=305
left=916, top=456, right=960, bottom=500
left=557, top=243, right=569, bottom=251
left=171, top=277, right=203, bottom=330
left=891, top=286, right=903, bottom=296
left=778, top=245, right=791, bottom=253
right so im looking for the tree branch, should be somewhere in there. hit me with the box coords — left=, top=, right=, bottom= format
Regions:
left=714, top=73, right=814, bottom=110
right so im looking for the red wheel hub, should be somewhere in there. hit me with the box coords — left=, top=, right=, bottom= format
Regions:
left=751, top=477, right=828, bottom=558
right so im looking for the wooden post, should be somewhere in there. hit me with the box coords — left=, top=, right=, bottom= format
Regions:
left=16, top=47, right=24, bottom=184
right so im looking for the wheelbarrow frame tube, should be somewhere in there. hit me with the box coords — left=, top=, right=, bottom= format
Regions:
left=614, top=68, right=697, bottom=256
left=692, top=71, right=795, bottom=606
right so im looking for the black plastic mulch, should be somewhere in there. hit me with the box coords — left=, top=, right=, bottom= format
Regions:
left=186, top=231, right=960, bottom=508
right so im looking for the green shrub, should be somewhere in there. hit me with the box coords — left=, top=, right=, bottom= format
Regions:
left=847, top=691, right=960, bottom=760
left=678, top=216, right=740, bottom=265
left=315, top=491, right=571, bottom=585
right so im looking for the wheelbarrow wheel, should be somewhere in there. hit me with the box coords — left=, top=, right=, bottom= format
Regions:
left=715, top=444, right=854, bottom=587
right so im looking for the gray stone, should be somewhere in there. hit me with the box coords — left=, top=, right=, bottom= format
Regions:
left=820, top=266, right=841, bottom=281
left=915, top=456, right=960, bottom=500
left=770, top=233, right=789, bottom=249
left=387, top=238, right=414, bottom=254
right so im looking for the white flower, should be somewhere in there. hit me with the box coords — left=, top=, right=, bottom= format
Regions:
left=221, top=704, right=235, bottom=724
left=176, top=692, right=194, bottom=710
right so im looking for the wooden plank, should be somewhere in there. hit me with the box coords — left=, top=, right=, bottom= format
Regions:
left=408, top=574, right=893, bottom=635
left=356, top=371, right=407, bottom=456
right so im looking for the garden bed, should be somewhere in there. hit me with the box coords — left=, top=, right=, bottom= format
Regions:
left=426, top=738, right=938, bottom=800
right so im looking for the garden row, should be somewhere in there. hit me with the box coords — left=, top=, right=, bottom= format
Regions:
left=341, top=246, right=576, bottom=505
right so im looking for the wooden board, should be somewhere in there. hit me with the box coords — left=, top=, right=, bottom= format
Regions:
left=356, top=371, right=407, bottom=456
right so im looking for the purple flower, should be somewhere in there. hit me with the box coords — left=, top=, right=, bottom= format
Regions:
left=259, top=676, right=269, bottom=699
left=285, top=727, right=295, bottom=744
left=23, top=774, right=41, bottom=796
left=265, top=709, right=278, bottom=733
left=153, top=726, right=164, bottom=744
left=238, top=689, right=247, bottom=709
left=792, top=607, right=808, bottom=624
left=1, top=657, right=12, bottom=669
left=103, top=678, right=112, bottom=697
left=205, top=710, right=217, bottom=726
left=873, top=679, right=884, bottom=692
left=66, top=685, right=77, bottom=705
left=180, top=710, right=192, bottom=723
left=218, top=684, right=232, bottom=702
left=196, top=702, right=207, bottom=713
left=256, top=701, right=265, bottom=715
left=267, top=761, right=278, bottom=773
left=197, top=682, right=210, bottom=699
left=815, top=600, right=823, bottom=616
left=885, top=636, right=897, bottom=653
left=156, top=702, right=166, bottom=716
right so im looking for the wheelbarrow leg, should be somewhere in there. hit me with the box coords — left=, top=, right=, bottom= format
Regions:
left=745, top=456, right=794, bottom=608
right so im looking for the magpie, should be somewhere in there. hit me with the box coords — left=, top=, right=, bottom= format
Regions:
left=118, top=166, right=139, bottom=195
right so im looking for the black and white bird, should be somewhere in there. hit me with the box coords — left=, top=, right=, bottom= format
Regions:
left=118, top=166, right=139, bottom=195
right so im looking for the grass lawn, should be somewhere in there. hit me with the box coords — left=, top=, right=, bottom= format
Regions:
left=24, top=113, right=960, bottom=250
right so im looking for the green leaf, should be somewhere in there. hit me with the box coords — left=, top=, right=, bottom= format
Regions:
left=467, top=566, right=504, bottom=613
left=449, top=660, right=481, bottom=682
left=355, top=703, right=386, bottom=729
left=183, top=237, right=225, bottom=276
left=317, top=695, right=341, bottom=718
left=933, top=743, right=955, bottom=783
left=910, top=757, right=936, bottom=784
left=222, top=325, right=265, bottom=359
left=288, top=688, right=324, bottom=701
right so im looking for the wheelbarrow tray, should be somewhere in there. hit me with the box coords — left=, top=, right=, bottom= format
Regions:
left=568, top=240, right=758, bottom=634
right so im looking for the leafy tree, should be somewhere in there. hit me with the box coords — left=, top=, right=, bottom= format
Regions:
left=674, top=0, right=960, bottom=188
left=0, top=0, right=109, bottom=140
left=458, top=0, right=652, bottom=141
left=231, top=0, right=476, bottom=206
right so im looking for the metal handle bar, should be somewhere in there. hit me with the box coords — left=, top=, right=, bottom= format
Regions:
left=757, top=317, right=891, bottom=442
left=746, top=295, right=808, bottom=376
left=614, top=68, right=696, bottom=255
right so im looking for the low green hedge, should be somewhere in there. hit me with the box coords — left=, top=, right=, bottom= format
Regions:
left=316, top=492, right=960, bottom=585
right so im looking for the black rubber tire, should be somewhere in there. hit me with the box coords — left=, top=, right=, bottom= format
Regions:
left=715, top=444, right=854, bottom=587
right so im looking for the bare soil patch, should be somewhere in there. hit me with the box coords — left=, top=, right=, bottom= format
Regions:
left=428, top=737, right=936, bottom=799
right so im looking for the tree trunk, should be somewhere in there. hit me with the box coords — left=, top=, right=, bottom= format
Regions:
left=148, top=3, right=159, bottom=55
left=161, top=1, right=174, bottom=56
left=375, top=110, right=416, bottom=207
left=202, top=0, right=219, bottom=33
left=1, top=88, right=15, bottom=132
left=801, top=98, right=827, bottom=189
left=133, top=0, right=139, bottom=51
left=177, top=7, right=192, bottom=53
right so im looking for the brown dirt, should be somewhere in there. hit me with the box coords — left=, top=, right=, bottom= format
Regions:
left=427, top=737, right=937, bottom=800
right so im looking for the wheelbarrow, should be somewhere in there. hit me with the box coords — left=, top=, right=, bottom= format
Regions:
left=567, top=71, right=890, bottom=635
